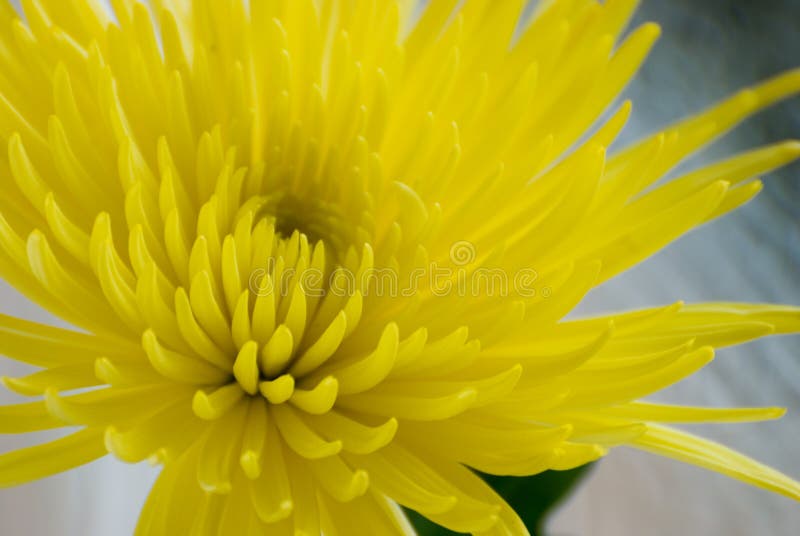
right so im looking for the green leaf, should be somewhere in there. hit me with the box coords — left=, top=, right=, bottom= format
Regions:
left=406, top=464, right=594, bottom=536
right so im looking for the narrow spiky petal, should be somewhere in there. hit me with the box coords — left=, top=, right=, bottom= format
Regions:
left=0, top=1, right=798, bottom=535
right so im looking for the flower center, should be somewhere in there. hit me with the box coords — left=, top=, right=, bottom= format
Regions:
left=186, top=206, right=368, bottom=421
left=241, top=179, right=369, bottom=264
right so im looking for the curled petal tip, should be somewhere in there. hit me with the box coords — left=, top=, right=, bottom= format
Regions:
left=291, top=376, right=339, bottom=415
left=147, top=448, right=169, bottom=466
left=458, top=388, right=478, bottom=404
left=240, top=450, right=261, bottom=480
left=103, top=426, right=120, bottom=455
left=350, top=469, right=370, bottom=498
left=192, top=384, right=244, bottom=420
left=199, top=480, right=232, bottom=495
left=192, top=390, right=214, bottom=420
left=257, top=499, right=294, bottom=524
left=260, top=374, right=295, bottom=404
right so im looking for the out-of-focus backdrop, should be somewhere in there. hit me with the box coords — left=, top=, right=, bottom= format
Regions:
left=550, top=1, right=800, bottom=534
left=0, top=1, right=798, bottom=534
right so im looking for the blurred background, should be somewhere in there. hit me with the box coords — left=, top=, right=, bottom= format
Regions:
left=550, top=1, right=800, bottom=534
left=1, top=0, right=799, bottom=534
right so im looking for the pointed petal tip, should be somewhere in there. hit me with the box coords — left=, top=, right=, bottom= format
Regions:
left=778, top=139, right=800, bottom=156
left=0, top=376, right=14, bottom=391
left=768, top=407, right=788, bottom=420
left=1, top=376, right=44, bottom=397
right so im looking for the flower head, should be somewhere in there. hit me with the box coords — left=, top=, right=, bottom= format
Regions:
left=0, top=0, right=799, bottom=534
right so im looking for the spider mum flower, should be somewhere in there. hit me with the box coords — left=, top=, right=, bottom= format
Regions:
left=0, top=0, right=799, bottom=534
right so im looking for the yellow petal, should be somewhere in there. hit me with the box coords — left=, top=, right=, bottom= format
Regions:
left=0, top=427, right=107, bottom=487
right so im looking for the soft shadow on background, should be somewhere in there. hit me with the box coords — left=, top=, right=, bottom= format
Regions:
left=0, top=1, right=798, bottom=535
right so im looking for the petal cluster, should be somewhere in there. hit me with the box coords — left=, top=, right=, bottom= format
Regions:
left=0, top=1, right=799, bottom=535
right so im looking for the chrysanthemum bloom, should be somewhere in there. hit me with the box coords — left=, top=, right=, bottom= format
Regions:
left=0, top=0, right=798, bottom=533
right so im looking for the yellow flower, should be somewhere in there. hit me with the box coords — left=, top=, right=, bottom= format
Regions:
left=0, top=0, right=798, bottom=534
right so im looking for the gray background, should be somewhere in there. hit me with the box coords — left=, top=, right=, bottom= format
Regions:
left=551, top=1, right=800, bottom=534
left=1, top=0, right=799, bottom=534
